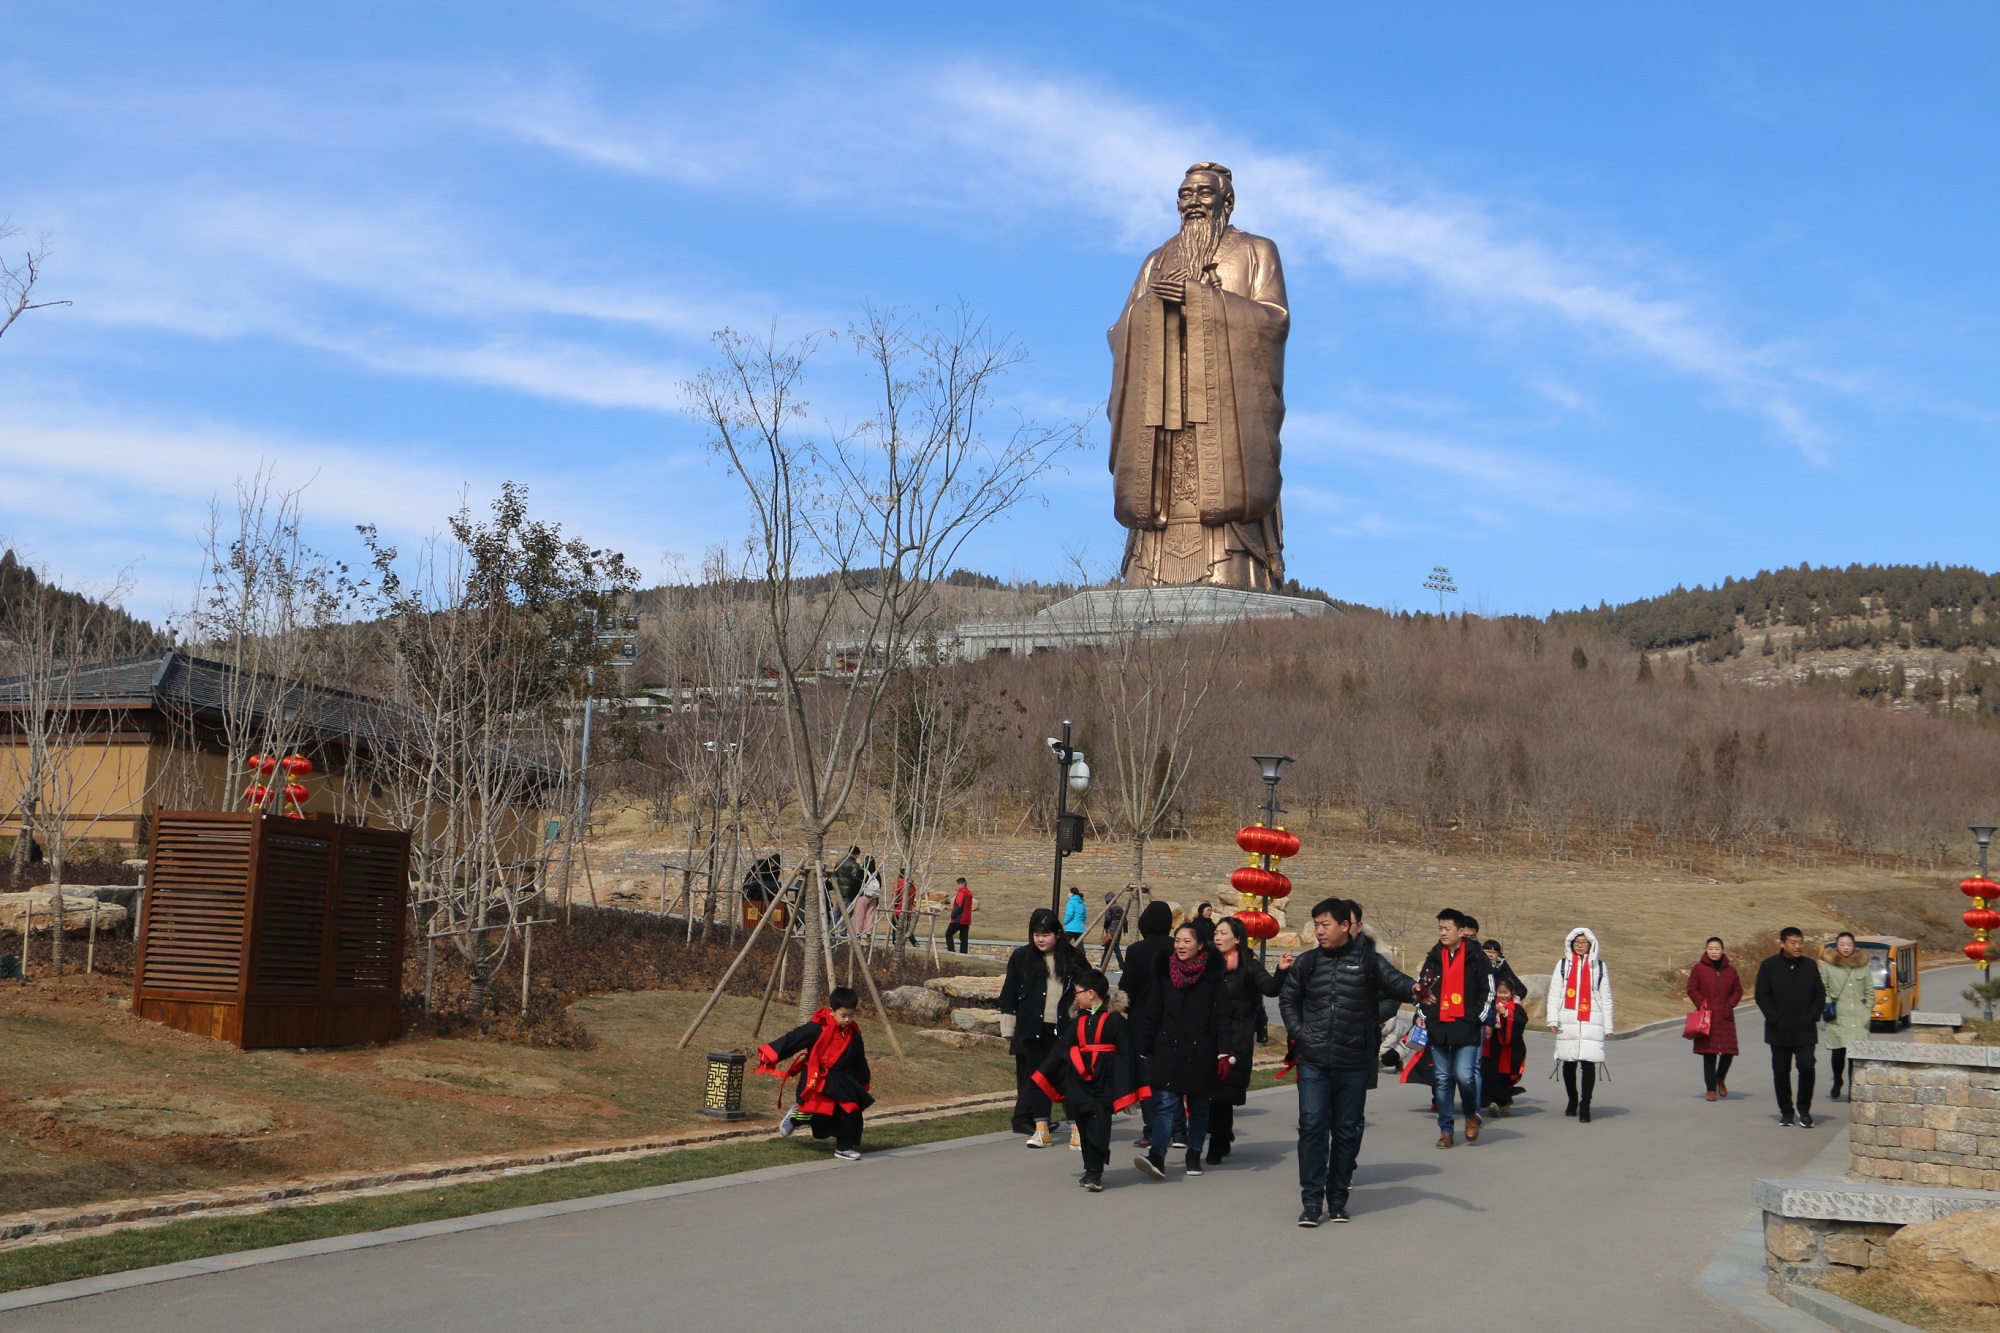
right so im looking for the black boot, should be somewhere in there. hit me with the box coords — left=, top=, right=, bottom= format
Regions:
left=1578, top=1102, right=1592, bottom=1124
left=1565, top=1098, right=1578, bottom=1117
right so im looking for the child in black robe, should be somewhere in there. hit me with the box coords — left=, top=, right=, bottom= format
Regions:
left=1032, top=969, right=1146, bottom=1191
left=1481, top=980, right=1528, bottom=1116
left=756, top=986, right=874, bottom=1160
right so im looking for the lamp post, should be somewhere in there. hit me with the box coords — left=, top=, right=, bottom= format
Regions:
left=1249, top=754, right=1292, bottom=962
left=1969, top=826, right=1999, bottom=1018
left=1047, top=721, right=1091, bottom=915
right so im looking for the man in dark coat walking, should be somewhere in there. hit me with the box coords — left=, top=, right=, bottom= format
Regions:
left=1755, top=926, right=1827, bottom=1128
left=1279, top=895, right=1418, bottom=1227
left=1118, top=900, right=1175, bottom=1147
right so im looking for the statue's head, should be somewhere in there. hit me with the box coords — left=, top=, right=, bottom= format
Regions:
left=1178, top=163, right=1235, bottom=225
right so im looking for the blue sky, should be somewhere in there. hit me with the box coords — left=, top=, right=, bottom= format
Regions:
left=3, top=2, right=1996, bottom=623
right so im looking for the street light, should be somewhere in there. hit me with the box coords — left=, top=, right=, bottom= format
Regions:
left=1048, top=722, right=1089, bottom=914
left=1247, top=754, right=1294, bottom=962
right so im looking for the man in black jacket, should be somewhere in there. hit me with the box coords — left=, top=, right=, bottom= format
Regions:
left=1279, top=896, right=1418, bottom=1227
left=1420, top=908, right=1493, bottom=1149
left=1755, top=926, right=1827, bottom=1128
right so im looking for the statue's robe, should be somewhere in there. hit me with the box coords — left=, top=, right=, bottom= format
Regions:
left=1107, top=226, right=1288, bottom=588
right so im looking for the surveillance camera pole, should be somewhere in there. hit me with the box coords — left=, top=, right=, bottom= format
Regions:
left=1050, top=720, right=1080, bottom=916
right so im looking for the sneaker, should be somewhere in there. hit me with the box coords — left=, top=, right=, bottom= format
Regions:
left=1082, top=1173, right=1104, bottom=1193
left=1025, top=1125, right=1053, bottom=1149
left=1069, top=1123, right=1083, bottom=1152
left=1779, top=1115, right=1796, bottom=1127
left=1327, top=1205, right=1351, bottom=1223
left=1185, top=1151, right=1204, bottom=1177
left=1134, top=1136, right=1152, bottom=1149
left=1297, top=1209, right=1322, bottom=1228
left=777, top=1108, right=800, bottom=1138
left=1171, top=1135, right=1188, bottom=1150
left=833, top=1147, right=862, bottom=1161
left=1799, top=1111, right=1816, bottom=1130
left=1135, top=1153, right=1166, bottom=1181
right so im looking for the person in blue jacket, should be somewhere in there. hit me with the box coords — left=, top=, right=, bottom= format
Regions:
left=1063, top=886, right=1089, bottom=943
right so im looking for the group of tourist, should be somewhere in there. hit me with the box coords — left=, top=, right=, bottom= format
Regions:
left=761, top=891, right=1878, bottom=1222
left=765, top=847, right=977, bottom=953
left=1687, top=927, right=1877, bottom=1128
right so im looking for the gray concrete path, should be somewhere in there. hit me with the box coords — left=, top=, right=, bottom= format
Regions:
left=4, top=1017, right=1855, bottom=1332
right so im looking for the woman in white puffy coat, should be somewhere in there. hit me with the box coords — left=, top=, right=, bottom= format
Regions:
left=1546, top=927, right=1614, bottom=1123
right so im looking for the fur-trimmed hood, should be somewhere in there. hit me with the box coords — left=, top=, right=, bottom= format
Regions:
left=1563, top=926, right=1601, bottom=961
left=1825, top=946, right=1870, bottom=969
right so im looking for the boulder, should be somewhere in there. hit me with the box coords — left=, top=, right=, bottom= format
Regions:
left=914, top=1028, right=1008, bottom=1051
left=881, top=985, right=949, bottom=1023
left=1884, top=1207, right=2000, bottom=1304
left=951, top=1006, right=1003, bottom=1036
left=924, top=975, right=1005, bottom=1003
left=0, top=892, right=128, bottom=934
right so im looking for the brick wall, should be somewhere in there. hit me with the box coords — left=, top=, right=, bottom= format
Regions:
left=1848, top=1041, right=2000, bottom=1191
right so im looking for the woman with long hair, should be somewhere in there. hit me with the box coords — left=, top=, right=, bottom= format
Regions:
left=1820, top=931, right=1877, bottom=1101
left=999, top=907, right=1077, bottom=1147
left=1686, top=936, right=1742, bottom=1101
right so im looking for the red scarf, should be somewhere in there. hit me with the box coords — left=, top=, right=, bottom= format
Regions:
left=758, top=1009, right=857, bottom=1114
left=1565, top=953, right=1593, bottom=1021
left=1438, top=945, right=1466, bottom=1022
left=1169, top=949, right=1210, bottom=989
left=1486, top=1001, right=1520, bottom=1075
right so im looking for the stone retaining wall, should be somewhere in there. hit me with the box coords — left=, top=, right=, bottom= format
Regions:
left=1849, top=1040, right=2000, bottom=1191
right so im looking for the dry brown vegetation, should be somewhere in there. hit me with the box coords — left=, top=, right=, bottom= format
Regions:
left=954, top=611, right=2000, bottom=871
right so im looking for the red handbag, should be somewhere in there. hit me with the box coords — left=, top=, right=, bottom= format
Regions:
left=1682, top=1008, right=1712, bottom=1039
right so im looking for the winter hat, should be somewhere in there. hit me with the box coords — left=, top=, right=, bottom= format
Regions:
left=1137, top=901, right=1174, bottom=937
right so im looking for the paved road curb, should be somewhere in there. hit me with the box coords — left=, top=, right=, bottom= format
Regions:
left=0, top=1091, right=1014, bottom=1251
left=1778, top=1286, right=1923, bottom=1333
left=0, top=1130, right=1022, bottom=1313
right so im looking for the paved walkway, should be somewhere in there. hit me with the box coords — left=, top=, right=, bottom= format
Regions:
left=6, top=1016, right=1857, bottom=1332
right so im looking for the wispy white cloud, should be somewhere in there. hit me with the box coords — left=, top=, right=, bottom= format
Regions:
left=458, top=61, right=1835, bottom=455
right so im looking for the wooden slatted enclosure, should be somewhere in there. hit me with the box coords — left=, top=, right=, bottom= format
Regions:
left=135, top=811, right=411, bottom=1048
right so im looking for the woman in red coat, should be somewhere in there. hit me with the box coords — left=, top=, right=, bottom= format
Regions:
left=1686, top=936, right=1743, bottom=1101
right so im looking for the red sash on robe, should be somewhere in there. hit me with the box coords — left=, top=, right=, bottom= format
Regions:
left=1565, top=956, right=1593, bottom=1022
left=756, top=1009, right=860, bottom=1115
left=1438, top=945, right=1466, bottom=1022
left=1486, top=1001, right=1521, bottom=1076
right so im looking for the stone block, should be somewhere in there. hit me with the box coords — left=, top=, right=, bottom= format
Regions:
left=1951, top=1166, right=1987, bottom=1190
left=950, top=1007, right=1002, bottom=1036
left=923, top=975, right=1005, bottom=1002
left=1765, top=1216, right=1815, bottom=1265
left=880, top=985, right=949, bottom=1024
left=912, top=1027, right=1007, bottom=1051
left=1823, top=1236, right=1877, bottom=1269
left=1903, top=1127, right=1938, bottom=1151
left=1914, top=1163, right=1953, bottom=1187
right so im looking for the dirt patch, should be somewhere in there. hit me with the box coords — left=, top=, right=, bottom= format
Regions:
left=375, top=1060, right=562, bottom=1100
left=23, top=1091, right=273, bottom=1139
left=1822, top=1270, right=2000, bottom=1332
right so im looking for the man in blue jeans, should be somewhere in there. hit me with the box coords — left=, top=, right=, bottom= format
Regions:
left=1419, top=909, right=1493, bottom=1149
left=1278, top=896, right=1418, bottom=1226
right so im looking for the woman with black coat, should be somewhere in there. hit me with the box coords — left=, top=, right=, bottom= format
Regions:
left=1134, top=923, right=1229, bottom=1180
left=1206, top=915, right=1284, bottom=1164
left=1119, top=899, right=1175, bottom=1147
left=999, top=907, right=1078, bottom=1146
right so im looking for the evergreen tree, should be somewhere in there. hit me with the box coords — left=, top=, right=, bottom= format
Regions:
left=1571, top=644, right=1589, bottom=671
left=1637, top=652, right=1654, bottom=684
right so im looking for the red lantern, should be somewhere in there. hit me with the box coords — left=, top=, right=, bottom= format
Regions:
left=243, top=783, right=271, bottom=806
left=1967, top=941, right=1990, bottom=963
left=1234, top=909, right=1280, bottom=940
left=280, top=754, right=314, bottom=777
left=283, top=782, right=310, bottom=806
left=1236, top=825, right=1302, bottom=859
left=1966, top=908, right=2000, bottom=932
left=1963, top=877, right=2000, bottom=899
left=1229, top=866, right=1294, bottom=899
left=247, top=753, right=278, bottom=775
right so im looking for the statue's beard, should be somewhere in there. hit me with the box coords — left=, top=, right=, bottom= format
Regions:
left=1173, top=208, right=1230, bottom=284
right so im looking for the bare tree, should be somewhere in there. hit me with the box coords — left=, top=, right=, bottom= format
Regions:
left=1082, top=591, right=1238, bottom=889
left=0, top=223, right=71, bottom=343
left=0, top=558, right=134, bottom=973
left=361, top=484, right=635, bottom=1014
left=683, top=305, right=1080, bottom=1018
left=170, top=473, right=353, bottom=810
